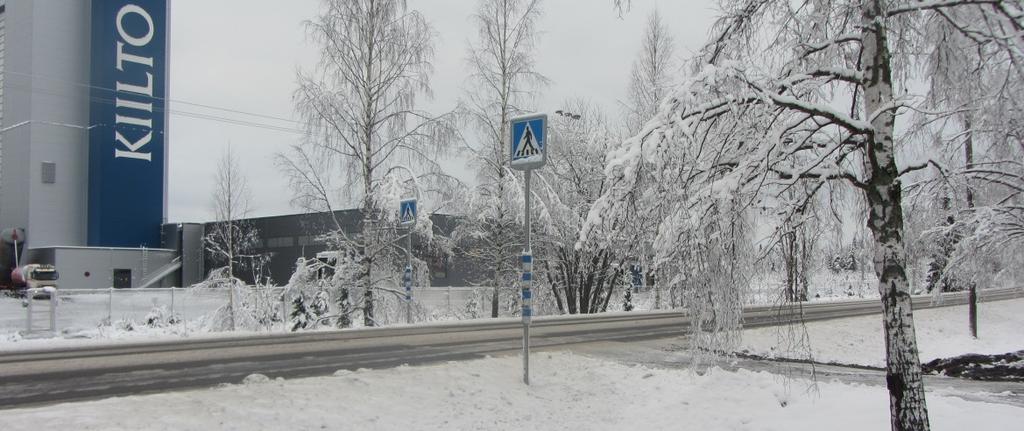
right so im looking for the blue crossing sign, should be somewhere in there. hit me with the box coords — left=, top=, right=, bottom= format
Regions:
left=399, top=198, right=417, bottom=227
left=510, top=113, right=547, bottom=170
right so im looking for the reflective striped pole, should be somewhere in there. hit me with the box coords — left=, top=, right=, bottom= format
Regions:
left=522, top=169, right=533, bottom=385
left=521, top=250, right=533, bottom=385
left=404, top=263, right=412, bottom=324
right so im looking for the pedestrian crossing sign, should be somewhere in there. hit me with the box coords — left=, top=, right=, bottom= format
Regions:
left=510, top=113, right=547, bottom=170
left=399, top=198, right=417, bottom=227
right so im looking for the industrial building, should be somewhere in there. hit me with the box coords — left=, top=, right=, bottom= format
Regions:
left=0, top=0, right=478, bottom=290
left=0, top=0, right=188, bottom=290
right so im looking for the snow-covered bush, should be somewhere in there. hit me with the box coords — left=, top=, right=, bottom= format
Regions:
left=144, top=305, right=181, bottom=328
left=622, top=284, right=635, bottom=312
left=284, top=257, right=331, bottom=331
left=826, top=253, right=858, bottom=274
left=113, top=318, right=135, bottom=332
left=194, top=267, right=281, bottom=332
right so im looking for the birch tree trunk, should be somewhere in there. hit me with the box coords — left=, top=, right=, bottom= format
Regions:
left=362, top=188, right=375, bottom=327
left=963, top=116, right=977, bottom=339
left=362, top=221, right=375, bottom=327
left=861, top=2, right=930, bottom=429
left=491, top=252, right=501, bottom=318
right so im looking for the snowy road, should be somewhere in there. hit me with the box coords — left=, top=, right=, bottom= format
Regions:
left=0, top=288, right=1019, bottom=409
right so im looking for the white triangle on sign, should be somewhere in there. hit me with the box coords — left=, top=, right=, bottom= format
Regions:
left=513, top=123, right=541, bottom=159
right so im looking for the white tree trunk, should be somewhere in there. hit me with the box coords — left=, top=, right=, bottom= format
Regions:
left=861, top=2, right=930, bottom=429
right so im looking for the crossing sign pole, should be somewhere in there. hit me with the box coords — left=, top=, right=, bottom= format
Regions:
left=510, top=113, right=546, bottom=386
left=399, top=199, right=417, bottom=324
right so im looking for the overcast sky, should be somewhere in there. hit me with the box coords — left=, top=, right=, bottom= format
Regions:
left=166, top=0, right=718, bottom=222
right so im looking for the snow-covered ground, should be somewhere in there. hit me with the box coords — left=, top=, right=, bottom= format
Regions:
left=2, top=280, right=1017, bottom=360
left=2, top=292, right=1019, bottom=429
left=0, top=286, right=479, bottom=347
left=614, top=271, right=882, bottom=311
left=0, top=289, right=229, bottom=338
left=0, top=352, right=1019, bottom=430
left=740, top=297, right=1024, bottom=367
left=0, top=270, right=879, bottom=344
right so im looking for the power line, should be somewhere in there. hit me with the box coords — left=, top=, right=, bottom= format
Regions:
left=2, top=70, right=450, bottom=142
left=2, top=80, right=317, bottom=137
left=2, top=69, right=303, bottom=125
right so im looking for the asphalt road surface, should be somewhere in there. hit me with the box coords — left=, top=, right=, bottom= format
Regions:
left=0, top=288, right=1019, bottom=409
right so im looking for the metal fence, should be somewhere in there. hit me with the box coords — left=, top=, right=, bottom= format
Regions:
left=0, top=285, right=491, bottom=337
left=9, top=283, right=843, bottom=337
left=65, top=287, right=245, bottom=327
left=410, top=286, right=480, bottom=315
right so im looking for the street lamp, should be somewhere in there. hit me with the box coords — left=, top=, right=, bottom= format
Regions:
left=556, top=110, right=581, bottom=120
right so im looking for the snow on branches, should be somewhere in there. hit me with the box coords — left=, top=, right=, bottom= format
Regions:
left=287, top=0, right=459, bottom=327
left=584, top=1, right=1024, bottom=429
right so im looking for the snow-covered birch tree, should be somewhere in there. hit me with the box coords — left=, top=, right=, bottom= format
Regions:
left=290, top=0, right=456, bottom=327
left=454, top=0, right=545, bottom=318
left=533, top=100, right=636, bottom=314
left=204, top=145, right=276, bottom=331
left=626, top=8, right=676, bottom=134
left=910, top=2, right=1024, bottom=337
left=586, top=1, right=1024, bottom=429
left=620, top=7, right=679, bottom=309
left=206, top=144, right=263, bottom=282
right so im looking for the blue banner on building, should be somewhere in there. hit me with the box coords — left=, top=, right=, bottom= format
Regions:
left=88, top=0, right=167, bottom=247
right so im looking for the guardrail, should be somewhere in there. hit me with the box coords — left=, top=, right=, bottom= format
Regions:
left=4, top=286, right=1019, bottom=360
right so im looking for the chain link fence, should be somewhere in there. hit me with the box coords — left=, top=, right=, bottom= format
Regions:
left=1, top=285, right=490, bottom=338
left=1, top=276, right=899, bottom=340
left=66, top=287, right=251, bottom=329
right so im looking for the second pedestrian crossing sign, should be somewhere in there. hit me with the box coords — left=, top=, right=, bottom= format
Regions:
left=399, top=198, right=417, bottom=227
left=510, top=113, right=547, bottom=170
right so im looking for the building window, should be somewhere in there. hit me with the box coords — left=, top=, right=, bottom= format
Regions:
left=430, top=253, right=448, bottom=280
left=113, top=268, right=132, bottom=289
left=267, top=237, right=295, bottom=248
left=41, top=161, right=56, bottom=184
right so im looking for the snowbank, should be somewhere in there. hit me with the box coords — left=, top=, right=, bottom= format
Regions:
left=741, top=298, right=1024, bottom=367
left=0, top=353, right=1019, bottom=430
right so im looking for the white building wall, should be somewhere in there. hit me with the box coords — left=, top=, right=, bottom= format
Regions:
left=1, top=3, right=6, bottom=171
left=0, top=0, right=92, bottom=250
left=0, top=2, right=182, bottom=289
left=0, top=0, right=31, bottom=244
left=52, top=247, right=176, bottom=290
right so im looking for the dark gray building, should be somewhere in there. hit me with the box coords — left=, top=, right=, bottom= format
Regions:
left=202, top=210, right=478, bottom=287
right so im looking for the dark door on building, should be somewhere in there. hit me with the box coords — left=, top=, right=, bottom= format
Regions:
left=113, top=269, right=132, bottom=289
